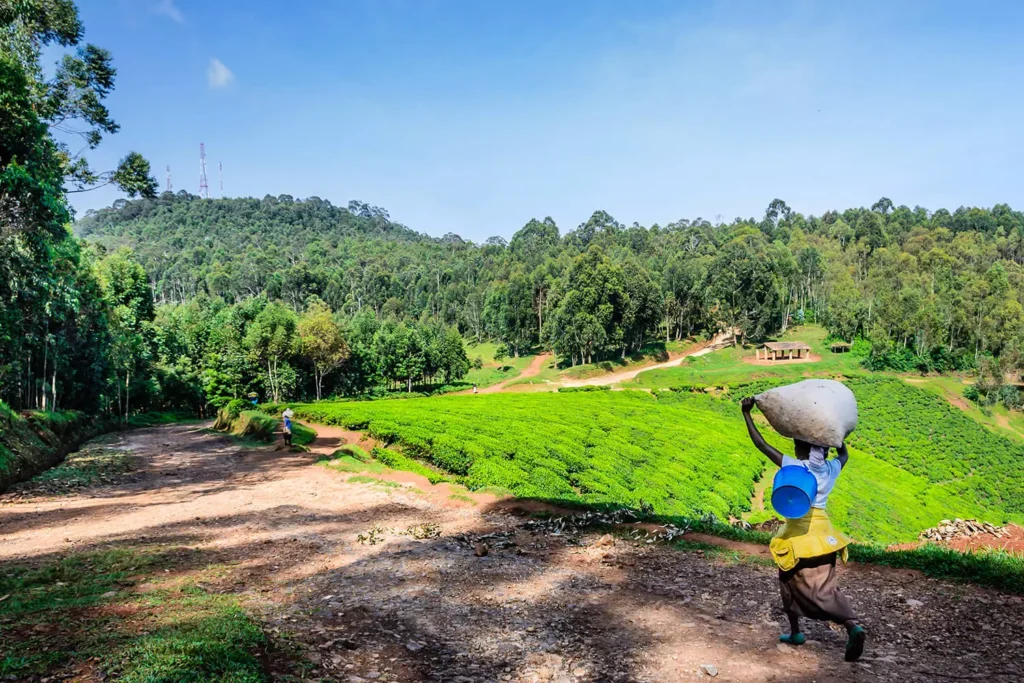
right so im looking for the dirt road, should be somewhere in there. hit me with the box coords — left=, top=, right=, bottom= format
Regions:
left=2, top=424, right=1022, bottom=682
left=476, top=353, right=552, bottom=394
left=559, top=331, right=735, bottom=388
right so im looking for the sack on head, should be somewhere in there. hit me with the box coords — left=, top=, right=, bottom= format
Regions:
left=754, top=379, right=857, bottom=448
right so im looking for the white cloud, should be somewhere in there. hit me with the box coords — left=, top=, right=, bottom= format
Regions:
left=152, top=0, right=184, bottom=24
left=207, top=58, right=235, bottom=89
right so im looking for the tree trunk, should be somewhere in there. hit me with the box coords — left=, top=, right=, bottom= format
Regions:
left=125, top=370, right=130, bottom=421
left=407, top=377, right=412, bottom=393
left=51, top=365, right=57, bottom=411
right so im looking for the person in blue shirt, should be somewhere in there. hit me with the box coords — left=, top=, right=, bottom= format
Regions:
left=282, top=407, right=294, bottom=447
left=742, top=396, right=866, bottom=662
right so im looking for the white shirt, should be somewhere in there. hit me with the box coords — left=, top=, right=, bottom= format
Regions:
left=782, top=453, right=842, bottom=509
left=282, top=408, right=294, bottom=420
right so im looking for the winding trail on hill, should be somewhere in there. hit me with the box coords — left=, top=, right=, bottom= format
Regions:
left=2, top=423, right=1022, bottom=682
left=506, top=330, right=737, bottom=392
left=475, top=352, right=552, bottom=394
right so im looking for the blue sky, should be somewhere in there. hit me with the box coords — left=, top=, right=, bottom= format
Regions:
left=71, top=0, right=1024, bottom=240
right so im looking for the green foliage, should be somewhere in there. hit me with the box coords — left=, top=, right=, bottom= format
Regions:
left=292, top=391, right=765, bottom=520
left=557, top=385, right=611, bottom=392
left=848, top=544, right=1024, bottom=595
left=295, top=381, right=1024, bottom=543
left=289, top=421, right=316, bottom=447
left=113, top=598, right=266, bottom=683
left=0, top=401, right=95, bottom=491
left=371, top=446, right=449, bottom=484
left=214, top=409, right=276, bottom=442
left=0, top=548, right=265, bottom=681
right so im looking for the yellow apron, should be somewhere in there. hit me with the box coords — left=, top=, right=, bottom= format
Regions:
left=769, top=508, right=851, bottom=571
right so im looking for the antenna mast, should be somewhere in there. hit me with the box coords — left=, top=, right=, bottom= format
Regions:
left=166, top=165, right=172, bottom=193
left=219, top=162, right=223, bottom=197
left=199, top=143, right=209, bottom=199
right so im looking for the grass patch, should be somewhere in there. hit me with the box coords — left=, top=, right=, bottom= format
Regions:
left=370, top=447, right=450, bottom=484
left=0, top=548, right=269, bottom=681
left=629, top=324, right=861, bottom=389
left=290, top=421, right=316, bottom=447
left=322, top=454, right=387, bottom=475
left=213, top=409, right=276, bottom=442
left=11, top=443, right=133, bottom=495
left=348, top=474, right=400, bottom=488
left=449, top=492, right=476, bottom=504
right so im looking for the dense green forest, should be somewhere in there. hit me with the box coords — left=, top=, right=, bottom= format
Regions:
left=71, top=191, right=1024, bottom=412
left=5, top=1, right=1024, bottom=419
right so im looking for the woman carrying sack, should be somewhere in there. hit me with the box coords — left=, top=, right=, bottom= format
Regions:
left=741, top=397, right=866, bottom=662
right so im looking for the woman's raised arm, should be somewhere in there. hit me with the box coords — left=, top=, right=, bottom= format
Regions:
left=741, top=397, right=785, bottom=467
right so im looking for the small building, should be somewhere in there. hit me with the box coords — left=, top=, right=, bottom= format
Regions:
left=756, top=341, right=811, bottom=361
left=830, top=342, right=852, bottom=354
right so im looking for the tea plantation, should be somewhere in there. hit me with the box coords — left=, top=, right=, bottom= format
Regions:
left=292, top=380, right=1024, bottom=544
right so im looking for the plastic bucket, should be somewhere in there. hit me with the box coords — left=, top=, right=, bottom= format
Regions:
left=771, top=465, right=818, bottom=519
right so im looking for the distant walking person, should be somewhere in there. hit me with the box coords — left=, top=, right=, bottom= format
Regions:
left=472, top=384, right=478, bottom=394
left=282, top=407, right=294, bottom=447
left=741, top=397, right=866, bottom=662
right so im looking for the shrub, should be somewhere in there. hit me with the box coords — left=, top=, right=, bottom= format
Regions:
left=998, top=385, right=1022, bottom=410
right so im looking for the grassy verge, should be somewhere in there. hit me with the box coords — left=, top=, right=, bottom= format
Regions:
left=0, top=548, right=270, bottom=681
left=675, top=515, right=1024, bottom=594
left=628, top=324, right=862, bottom=389
left=8, top=443, right=134, bottom=495
left=213, top=409, right=277, bottom=442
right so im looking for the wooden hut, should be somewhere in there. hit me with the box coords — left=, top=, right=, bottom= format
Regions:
left=830, top=342, right=852, bottom=354
left=756, top=341, right=811, bottom=361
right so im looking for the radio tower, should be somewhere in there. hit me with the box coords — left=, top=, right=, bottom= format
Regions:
left=165, top=165, right=172, bottom=193
left=198, top=143, right=209, bottom=199
left=219, top=162, right=223, bottom=197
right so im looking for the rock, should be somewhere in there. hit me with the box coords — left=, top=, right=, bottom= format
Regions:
left=406, top=641, right=424, bottom=652
left=101, top=590, right=118, bottom=598
left=777, top=643, right=796, bottom=655
left=700, top=663, right=719, bottom=677
left=347, top=677, right=367, bottom=683
left=474, top=542, right=489, bottom=557
left=906, top=599, right=924, bottom=608
left=595, top=534, right=616, bottom=547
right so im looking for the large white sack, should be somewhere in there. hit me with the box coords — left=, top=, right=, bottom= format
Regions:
left=754, top=379, right=858, bottom=448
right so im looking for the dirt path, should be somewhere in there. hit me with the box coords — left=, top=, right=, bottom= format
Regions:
left=2, top=425, right=1023, bottom=682
left=559, top=331, right=735, bottom=389
left=475, top=353, right=552, bottom=394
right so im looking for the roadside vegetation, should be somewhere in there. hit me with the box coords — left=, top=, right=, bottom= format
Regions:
left=289, top=378, right=1024, bottom=545
left=0, top=548, right=271, bottom=681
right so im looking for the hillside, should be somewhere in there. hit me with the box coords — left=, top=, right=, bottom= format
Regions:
left=289, top=379, right=1024, bottom=544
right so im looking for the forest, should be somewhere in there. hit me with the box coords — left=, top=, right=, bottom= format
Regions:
left=5, top=0, right=1024, bottom=419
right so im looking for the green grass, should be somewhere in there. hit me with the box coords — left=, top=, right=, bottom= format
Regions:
left=17, top=443, right=133, bottom=493
left=320, top=454, right=387, bottom=474
left=0, top=549, right=268, bottom=681
left=371, top=446, right=450, bottom=484
left=213, top=409, right=277, bottom=442
left=348, top=474, right=400, bottom=488
left=290, top=421, right=316, bottom=447
left=292, top=379, right=1024, bottom=544
left=462, top=340, right=537, bottom=388
left=629, top=324, right=862, bottom=389
left=678, top=516, right=1024, bottom=594
left=906, top=375, right=1024, bottom=443
left=0, top=401, right=95, bottom=490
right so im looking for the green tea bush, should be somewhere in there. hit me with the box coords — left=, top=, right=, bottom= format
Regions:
left=371, top=446, right=449, bottom=484
left=292, top=391, right=764, bottom=520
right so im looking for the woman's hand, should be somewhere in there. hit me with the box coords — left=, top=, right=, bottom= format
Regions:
left=741, top=397, right=756, bottom=413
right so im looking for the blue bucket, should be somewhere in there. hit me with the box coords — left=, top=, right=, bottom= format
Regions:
left=771, top=465, right=818, bottom=519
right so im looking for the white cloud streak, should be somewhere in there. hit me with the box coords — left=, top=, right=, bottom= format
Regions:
left=152, top=0, right=184, bottom=24
left=207, top=58, right=235, bottom=89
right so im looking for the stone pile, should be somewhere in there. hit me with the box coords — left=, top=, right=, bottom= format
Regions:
left=919, top=518, right=1007, bottom=542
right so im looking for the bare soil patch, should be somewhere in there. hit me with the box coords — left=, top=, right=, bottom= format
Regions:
left=742, top=353, right=822, bottom=366
left=2, top=423, right=1023, bottom=682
